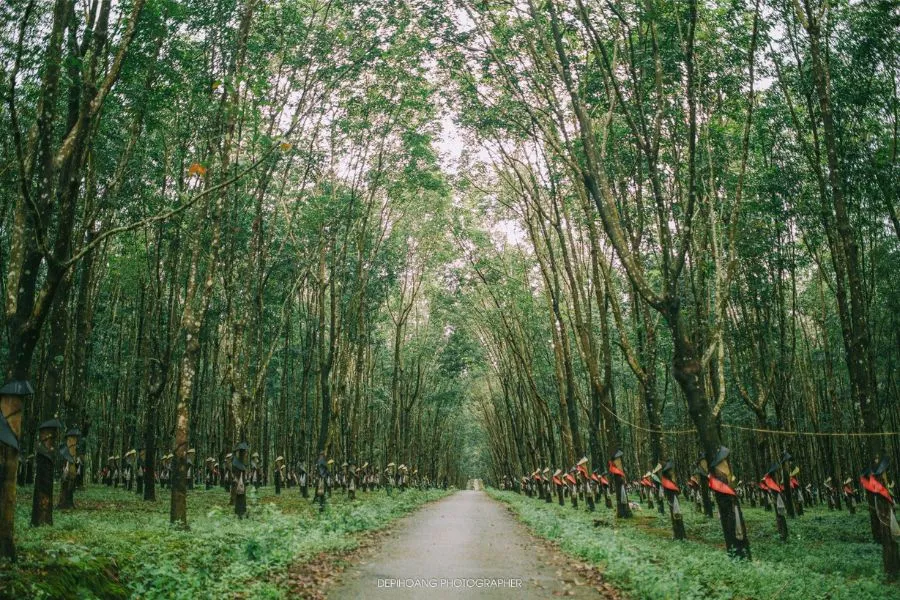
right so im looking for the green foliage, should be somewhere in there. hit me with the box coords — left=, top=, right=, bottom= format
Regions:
left=489, top=489, right=896, bottom=600
left=3, top=485, right=450, bottom=599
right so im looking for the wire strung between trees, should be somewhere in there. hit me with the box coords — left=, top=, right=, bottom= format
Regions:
left=721, top=424, right=900, bottom=437
left=599, top=403, right=899, bottom=438
left=600, top=403, right=695, bottom=435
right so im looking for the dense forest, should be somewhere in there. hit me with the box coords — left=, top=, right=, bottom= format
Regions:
left=0, top=0, right=898, bottom=596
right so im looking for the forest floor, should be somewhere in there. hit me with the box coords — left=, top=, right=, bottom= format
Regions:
left=2, top=484, right=450, bottom=599
left=489, top=488, right=898, bottom=600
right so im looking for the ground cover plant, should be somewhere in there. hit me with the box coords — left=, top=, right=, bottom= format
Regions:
left=2, top=486, right=449, bottom=599
left=489, top=489, right=897, bottom=600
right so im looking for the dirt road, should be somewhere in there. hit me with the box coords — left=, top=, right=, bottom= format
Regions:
left=328, top=490, right=609, bottom=599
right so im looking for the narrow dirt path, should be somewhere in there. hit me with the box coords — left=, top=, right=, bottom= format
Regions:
left=328, top=490, right=615, bottom=599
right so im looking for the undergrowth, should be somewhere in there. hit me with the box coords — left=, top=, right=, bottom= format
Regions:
left=488, top=488, right=897, bottom=600
left=2, top=484, right=449, bottom=599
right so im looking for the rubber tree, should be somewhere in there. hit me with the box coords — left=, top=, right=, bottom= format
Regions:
left=0, top=0, right=146, bottom=560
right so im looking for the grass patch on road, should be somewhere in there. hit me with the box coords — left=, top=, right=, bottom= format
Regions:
left=488, top=488, right=896, bottom=600
left=3, top=484, right=450, bottom=599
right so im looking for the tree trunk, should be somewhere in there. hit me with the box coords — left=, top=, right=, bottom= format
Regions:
left=31, top=277, right=72, bottom=525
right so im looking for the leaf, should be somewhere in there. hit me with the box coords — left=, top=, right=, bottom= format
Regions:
left=188, top=163, right=207, bottom=177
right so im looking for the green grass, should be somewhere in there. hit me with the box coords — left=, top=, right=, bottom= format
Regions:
left=488, top=489, right=898, bottom=600
left=2, top=484, right=450, bottom=599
